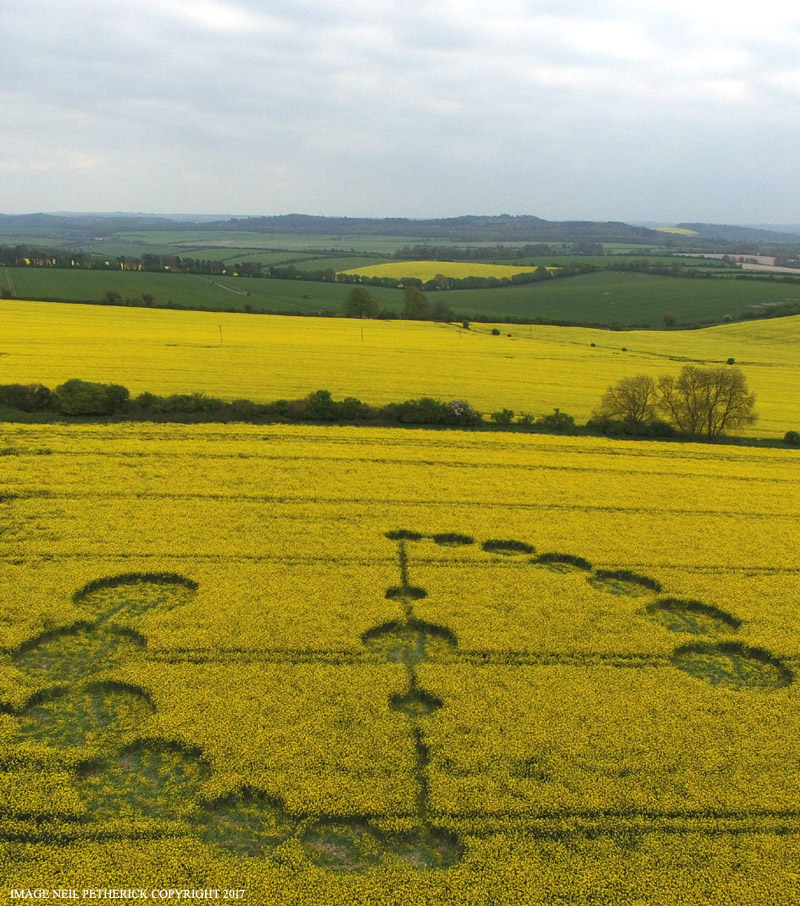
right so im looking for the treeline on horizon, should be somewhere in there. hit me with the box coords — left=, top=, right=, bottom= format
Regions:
left=4, top=245, right=800, bottom=294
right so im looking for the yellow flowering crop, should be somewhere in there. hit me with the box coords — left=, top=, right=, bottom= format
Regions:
left=339, top=261, right=544, bottom=280
left=2, top=300, right=799, bottom=436
left=1, top=422, right=799, bottom=903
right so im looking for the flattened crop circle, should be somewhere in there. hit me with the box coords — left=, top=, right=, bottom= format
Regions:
left=671, top=642, right=793, bottom=691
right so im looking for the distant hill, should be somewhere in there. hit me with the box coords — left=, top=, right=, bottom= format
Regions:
left=2, top=212, right=799, bottom=247
left=0, top=212, right=666, bottom=244
left=676, top=222, right=800, bottom=244
left=216, top=214, right=665, bottom=243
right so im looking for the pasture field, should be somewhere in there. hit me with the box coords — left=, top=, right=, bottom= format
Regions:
left=1, top=268, right=393, bottom=314
left=1, top=423, right=799, bottom=903
left=5, top=266, right=800, bottom=326
left=115, top=231, right=436, bottom=255
left=2, top=301, right=799, bottom=438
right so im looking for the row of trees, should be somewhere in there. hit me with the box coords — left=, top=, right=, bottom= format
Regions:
left=343, top=286, right=455, bottom=321
left=0, top=368, right=769, bottom=443
left=595, top=366, right=757, bottom=440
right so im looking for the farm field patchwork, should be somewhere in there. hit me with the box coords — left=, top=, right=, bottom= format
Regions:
left=2, top=301, right=799, bottom=437
left=1, top=423, right=800, bottom=903
left=5, top=265, right=800, bottom=325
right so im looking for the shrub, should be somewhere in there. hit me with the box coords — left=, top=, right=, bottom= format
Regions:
left=537, top=408, right=575, bottom=431
left=784, top=430, right=800, bottom=446
left=264, top=399, right=291, bottom=418
left=726, top=357, right=735, bottom=365
left=639, top=418, right=677, bottom=437
left=490, top=408, right=514, bottom=426
left=518, top=412, right=535, bottom=426
left=0, top=383, right=53, bottom=412
left=304, top=389, right=336, bottom=420
left=132, top=391, right=161, bottom=410
left=159, top=392, right=224, bottom=413
left=55, top=379, right=129, bottom=415
left=382, top=397, right=451, bottom=425
left=446, top=400, right=482, bottom=426
left=491, top=328, right=501, bottom=335
left=586, top=414, right=626, bottom=436
left=227, top=398, right=265, bottom=419
left=334, top=397, right=376, bottom=420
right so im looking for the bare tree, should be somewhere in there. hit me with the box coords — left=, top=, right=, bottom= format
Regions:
left=657, top=365, right=757, bottom=440
left=597, top=374, right=658, bottom=434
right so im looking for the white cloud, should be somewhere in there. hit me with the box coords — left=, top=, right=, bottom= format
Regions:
left=2, top=0, right=800, bottom=218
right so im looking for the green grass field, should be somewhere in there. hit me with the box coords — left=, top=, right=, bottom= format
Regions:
left=5, top=266, right=800, bottom=327
left=454, top=271, right=800, bottom=325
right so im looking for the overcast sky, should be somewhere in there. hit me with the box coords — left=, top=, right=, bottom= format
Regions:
left=3, top=0, right=800, bottom=223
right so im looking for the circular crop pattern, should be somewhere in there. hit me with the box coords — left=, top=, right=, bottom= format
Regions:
left=362, top=620, right=456, bottom=663
left=482, top=539, right=535, bottom=556
left=646, top=598, right=741, bottom=636
left=671, top=642, right=793, bottom=691
left=6, top=530, right=796, bottom=878
left=73, top=572, right=197, bottom=621
left=535, top=552, right=592, bottom=573
left=589, top=569, right=662, bottom=597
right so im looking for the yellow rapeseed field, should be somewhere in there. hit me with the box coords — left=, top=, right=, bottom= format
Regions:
left=1, top=422, right=800, bottom=903
left=338, top=261, right=542, bottom=281
left=2, top=300, right=799, bottom=437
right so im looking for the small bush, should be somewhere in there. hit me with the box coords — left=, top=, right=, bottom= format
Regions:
left=381, top=397, right=450, bottom=425
left=55, top=379, right=129, bottom=415
left=517, top=412, right=535, bottom=426
left=132, top=391, right=164, bottom=411
left=334, top=397, right=376, bottom=420
left=159, top=392, right=224, bottom=413
left=0, top=383, right=53, bottom=412
left=227, top=398, right=265, bottom=418
left=726, top=357, right=735, bottom=365
left=447, top=400, right=482, bottom=426
left=265, top=399, right=291, bottom=418
left=537, top=408, right=575, bottom=432
left=491, top=328, right=501, bottom=335
left=304, top=389, right=336, bottom=420
left=586, top=415, right=625, bottom=436
left=491, top=408, right=514, bottom=426
left=784, top=430, right=800, bottom=446
left=639, top=418, right=677, bottom=438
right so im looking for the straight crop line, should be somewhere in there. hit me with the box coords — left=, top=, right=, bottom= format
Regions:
left=143, top=649, right=672, bottom=667
left=4, top=553, right=800, bottom=574
left=16, top=491, right=800, bottom=519
left=14, top=450, right=800, bottom=484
